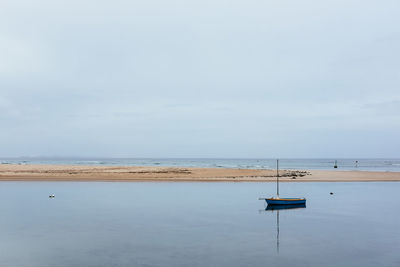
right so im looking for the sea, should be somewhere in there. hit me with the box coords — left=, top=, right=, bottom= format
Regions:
left=0, top=182, right=399, bottom=267
left=0, top=158, right=399, bottom=266
left=1, top=157, right=400, bottom=172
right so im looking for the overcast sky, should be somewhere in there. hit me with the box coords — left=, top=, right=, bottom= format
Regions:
left=0, top=0, right=399, bottom=158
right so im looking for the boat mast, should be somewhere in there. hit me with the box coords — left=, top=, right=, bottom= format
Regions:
left=276, top=159, right=279, bottom=197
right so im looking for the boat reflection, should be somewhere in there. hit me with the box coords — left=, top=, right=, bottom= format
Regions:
left=265, top=203, right=306, bottom=211
left=263, top=203, right=306, bottom=254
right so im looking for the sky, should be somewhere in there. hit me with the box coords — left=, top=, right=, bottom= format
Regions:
left=0, top=0, right=399, bottom=158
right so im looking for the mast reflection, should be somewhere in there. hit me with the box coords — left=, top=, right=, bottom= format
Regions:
left=265, top=204, right=306, bottom=254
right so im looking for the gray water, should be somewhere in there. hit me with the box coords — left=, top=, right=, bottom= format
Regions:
left=0, top=182, right=399, bottom=267
left=1, top=158, right=400, bottom=171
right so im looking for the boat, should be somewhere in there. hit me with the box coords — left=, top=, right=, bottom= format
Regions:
left=259, top=159, right=306, bottom=205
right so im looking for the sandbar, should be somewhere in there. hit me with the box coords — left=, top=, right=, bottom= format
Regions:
left=0, top=164, right=399, bottom=182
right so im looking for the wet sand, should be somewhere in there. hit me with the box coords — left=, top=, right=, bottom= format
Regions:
left=0, top=164, right=399, bottom=182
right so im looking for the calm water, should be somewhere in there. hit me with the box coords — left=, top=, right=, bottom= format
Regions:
left=1, top=158, right=400, bottom=171
left=0, top=182, right=399, bottom=267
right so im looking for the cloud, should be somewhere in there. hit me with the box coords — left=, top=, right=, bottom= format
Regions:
left=0, top=0, right=399, bottom=157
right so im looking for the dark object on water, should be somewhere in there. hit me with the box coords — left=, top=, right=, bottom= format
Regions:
left=259, top=159, right=306, bottom=205
left=334, top=160, right=338, bottom=168
left=49, top=194, right=55, bottom=198
left=330, top=192, right=333, bottom=195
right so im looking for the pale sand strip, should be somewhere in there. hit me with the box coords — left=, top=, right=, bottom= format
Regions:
left=0, top=164, right=399, bottom=182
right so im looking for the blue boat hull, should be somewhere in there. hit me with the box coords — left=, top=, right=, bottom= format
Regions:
left=265, top=198, right=306, bottom=205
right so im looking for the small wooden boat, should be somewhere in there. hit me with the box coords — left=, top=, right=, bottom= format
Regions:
left=259, top=160, right=306, bottom=205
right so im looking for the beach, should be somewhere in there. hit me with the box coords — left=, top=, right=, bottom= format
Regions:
left=0, top=164, right=399, bottom=182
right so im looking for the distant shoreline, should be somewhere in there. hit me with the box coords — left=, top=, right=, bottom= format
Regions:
left=1, top=158, right=400, bottom=173
left=0, top=164, right=399, bottom=182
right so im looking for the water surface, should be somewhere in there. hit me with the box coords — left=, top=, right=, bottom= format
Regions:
left=1, top=158, right=400, bottom=171
left=0, top=182, right=399, bottom=266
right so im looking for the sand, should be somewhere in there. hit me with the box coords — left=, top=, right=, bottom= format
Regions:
left=0, top=164, right=399, bottom=182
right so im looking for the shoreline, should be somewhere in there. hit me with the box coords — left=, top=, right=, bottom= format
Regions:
left=0, top=164, right=400, bottom=182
